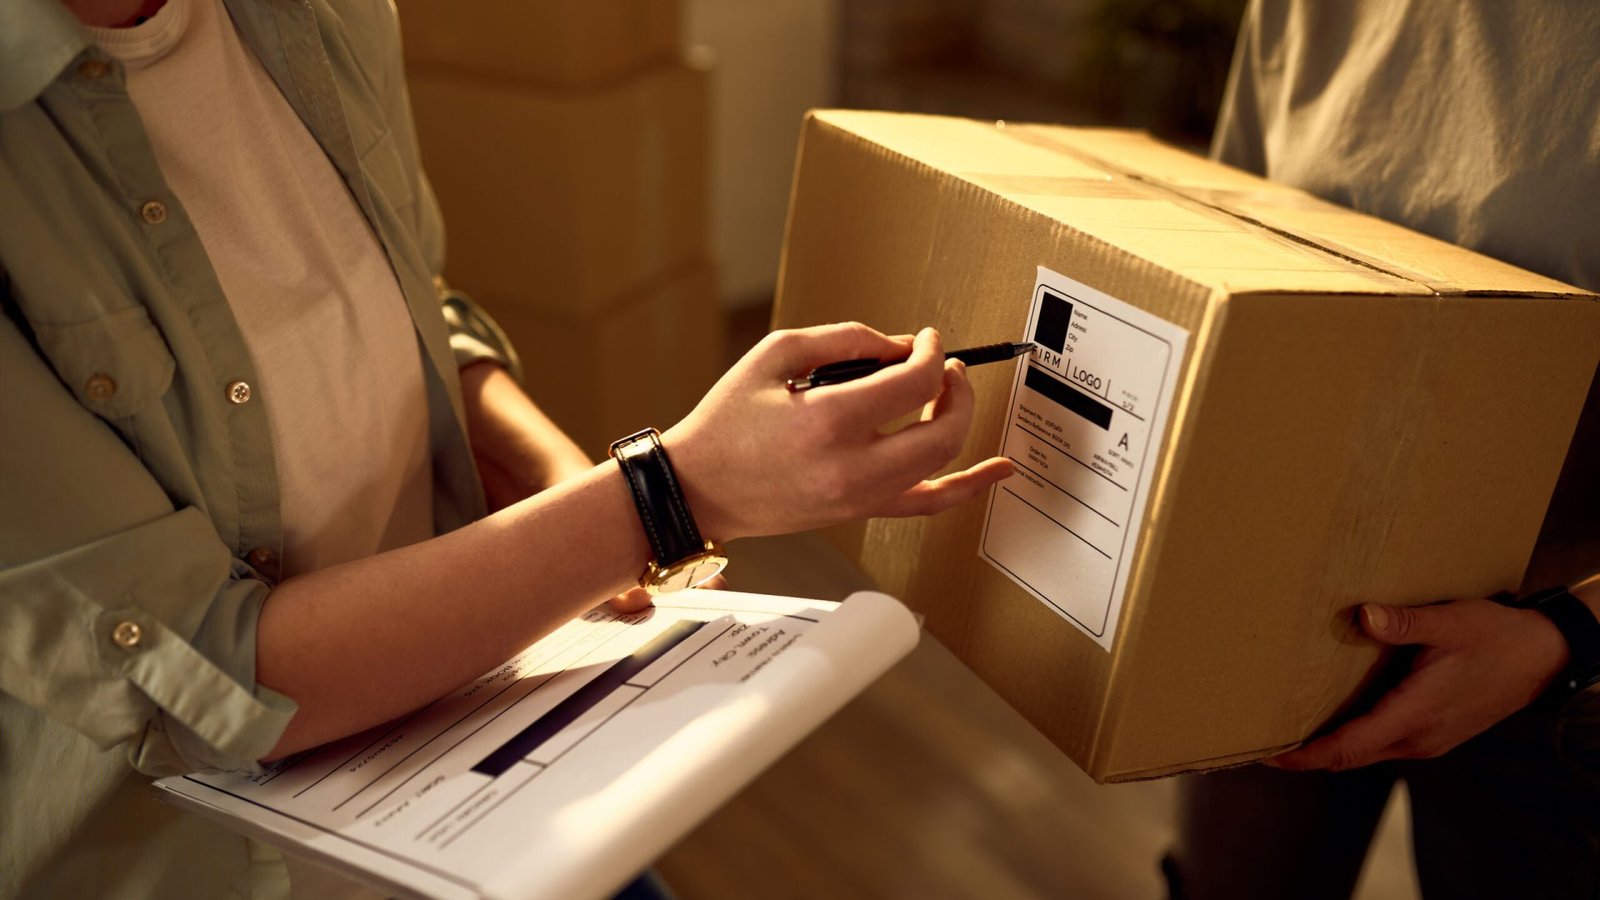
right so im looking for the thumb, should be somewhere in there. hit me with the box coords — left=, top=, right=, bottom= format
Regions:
left=608, top=587, right=655, bottom=614
left=1360, top=603, right=1458, bottom=648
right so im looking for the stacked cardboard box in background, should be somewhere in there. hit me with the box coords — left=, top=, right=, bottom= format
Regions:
left=401, top=0, right=680, bottom=85
left=398, top=0, right=724, bottom=456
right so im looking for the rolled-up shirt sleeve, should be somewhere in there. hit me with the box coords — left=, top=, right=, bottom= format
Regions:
left=0, top=316, right=295, bottom=777
left=439, top=279, right=524, bottom=382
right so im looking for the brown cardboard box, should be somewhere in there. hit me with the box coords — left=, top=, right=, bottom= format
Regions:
left=408, top=62, right=709, bottom=317
left=397, top=0, right=679, bottom=86
left=772, top=110, right=1600, bottom=782
left=485, top=262, right=725, bottom=457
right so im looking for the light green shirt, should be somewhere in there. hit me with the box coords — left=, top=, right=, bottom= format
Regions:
left=0, top=0, right=515, bottom=894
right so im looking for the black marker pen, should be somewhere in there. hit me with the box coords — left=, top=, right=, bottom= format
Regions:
left=787, top=341, right=1037, bottom=392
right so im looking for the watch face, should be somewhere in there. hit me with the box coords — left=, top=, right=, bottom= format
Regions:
left=647, top=552, right=730, bottom=594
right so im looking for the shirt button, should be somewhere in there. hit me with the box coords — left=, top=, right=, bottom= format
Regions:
left=84, top=373, right=118, bottom=401
left=247, top=547, right=277, bottom=570
left=226, top=380, right=252, bottom=404
left=111, top=621, right=143, bottom=650
left=140, top=200, right=167, bottom=224
left=78, top=59, right=112, bottom=80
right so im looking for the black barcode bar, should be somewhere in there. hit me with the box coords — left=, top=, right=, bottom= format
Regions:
left=472, top=620, right=706, bottom=777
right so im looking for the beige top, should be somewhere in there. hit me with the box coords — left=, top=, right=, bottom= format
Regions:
left=1212, top=0, right=1600, bottom=294
left=89, top=0, right=433, bottom=581
left=1212, top=0, right=1600, bottom=588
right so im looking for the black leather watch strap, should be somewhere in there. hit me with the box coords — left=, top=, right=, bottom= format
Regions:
left=609, top=428, right=707, bottom=569
left=1511, top=586, right=1600, bottom=694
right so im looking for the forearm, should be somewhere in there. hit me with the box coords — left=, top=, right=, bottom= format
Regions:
left=258, top=365, right=608, bottom=759
left=460, top=361, right=591, bottom=508
left=256, top=460, right=646, bottom=759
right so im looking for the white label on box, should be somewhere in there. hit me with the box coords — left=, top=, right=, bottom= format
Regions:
left=979, top=266, right=1188, bottom=651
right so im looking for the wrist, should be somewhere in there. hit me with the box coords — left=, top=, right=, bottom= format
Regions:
left=1573, top=579, right=1600, bottom=619
left=1519, top=606, right=1573, bottom=680
left=610, top=428, right=728, bottom=593
left=1502, top=584, right=1600, bottom=696
left=658, top=423, right=737, bottom=544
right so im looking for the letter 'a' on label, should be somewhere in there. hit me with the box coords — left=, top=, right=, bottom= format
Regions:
left=979, top=266, right=1189, bottom=651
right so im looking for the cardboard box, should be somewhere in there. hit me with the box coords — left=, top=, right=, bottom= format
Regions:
left=408, top=62, right=709, bottom=317
left=486, top=262, right=725, bottom=457
left=772, top=110, right=1600, bottom=782
left=397, top=0, right=679, bottom=86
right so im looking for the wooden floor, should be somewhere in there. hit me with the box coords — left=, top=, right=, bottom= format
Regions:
left=654, top=532, right=1421, bottom=900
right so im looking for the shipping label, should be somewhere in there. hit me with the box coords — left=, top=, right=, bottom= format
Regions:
left=979, top=266, right=1188, bottom=650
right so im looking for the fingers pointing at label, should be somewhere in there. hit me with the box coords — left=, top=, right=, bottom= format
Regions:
left=880, top=456, right=1017, bottom=518
left=872, top=358, right=977, bottom=486
left=662, top=323, right=1010, bottom=541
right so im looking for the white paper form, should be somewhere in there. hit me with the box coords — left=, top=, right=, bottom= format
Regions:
left=155, top=590, right=918, bottom=900
left=979, top=266, right=1188, bottom=650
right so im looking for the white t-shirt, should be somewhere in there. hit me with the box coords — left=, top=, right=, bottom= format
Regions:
left=89, top=0, right=434, bottom=580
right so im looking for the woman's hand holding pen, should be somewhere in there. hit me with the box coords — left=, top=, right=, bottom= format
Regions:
left=662, top=322, right=1015, bottom=542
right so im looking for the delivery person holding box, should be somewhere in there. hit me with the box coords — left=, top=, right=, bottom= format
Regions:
left=0, top=0, right=1014, bottom=895
left=1165, top=1, right=1600, bottom=897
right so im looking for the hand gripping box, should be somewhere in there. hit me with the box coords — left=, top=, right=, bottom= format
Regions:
left=772, top=110, right=1600, bottom=782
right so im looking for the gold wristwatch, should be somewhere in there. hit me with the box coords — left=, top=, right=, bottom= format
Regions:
left=609, top=428, right=728, bottom=594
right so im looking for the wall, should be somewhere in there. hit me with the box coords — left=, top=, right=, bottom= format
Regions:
left=686, top=0, right=838, bottom=309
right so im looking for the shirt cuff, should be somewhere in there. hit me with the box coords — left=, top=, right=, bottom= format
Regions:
left=440, top=286, right=523, bottom=383
left=0, top=507, right=296, bottom=775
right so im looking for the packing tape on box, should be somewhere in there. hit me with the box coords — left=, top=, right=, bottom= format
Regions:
left=1000, top=123, right=1585, bottom=299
